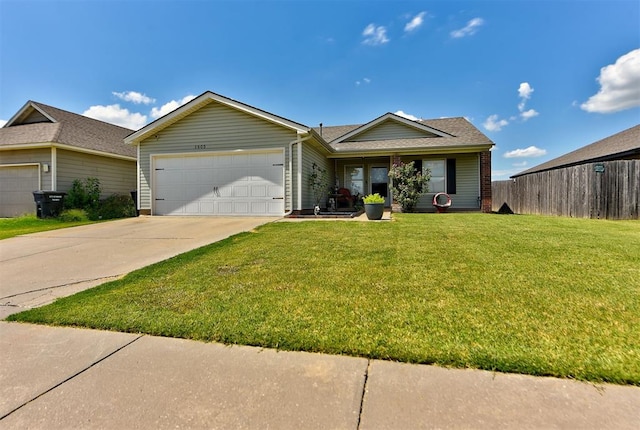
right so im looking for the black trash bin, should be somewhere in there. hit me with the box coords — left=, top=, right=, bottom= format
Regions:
left=130, top=190, right=139, bottom=217
left=33, top=191, right=67, bottom=218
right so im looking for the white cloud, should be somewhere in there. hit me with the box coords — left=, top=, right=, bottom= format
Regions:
left=520, top=109, right=539, bottom=120
left=483, top=114, right=509, bottom=132
left=516, top=82, right=540, bottom=121
left=504, top=146, right=547, bottom=158
left=581, top=48, right=640, bottom=113
left=450, top=17, right=484, bottom=38
left=394, top=110, right=419, bottom=121
left=518, top=82, right=534, bottom=100
left=83, top=104, right=147, bottom=130
left=150, top=95, right=197, bottom=119
left=0, top=119, right=7, bottom=128
left=512, top=161, right=528, bottom=167
left=356, top=78, right=371, bottom=86
left=362, top=23, right=389, bottom=46
left=517, top=84, right=532, bottom=111
left=405, top=12, right=426, bottom=32
left=112, top=91, right=156, bottom=105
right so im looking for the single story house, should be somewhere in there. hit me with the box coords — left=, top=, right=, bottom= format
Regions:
left=511, top=123, right=640, bottom=178
left=0, top=101, right=136, bottom=217
left=125, top=91, right=494, bottom=216
left=493, top=123, right=640, bottom=219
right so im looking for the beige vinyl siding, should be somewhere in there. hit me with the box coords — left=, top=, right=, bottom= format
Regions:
left=402, top=153, right=480, bottom=210
left=22, top=110, right=50, bottom=124
left=301, top=141, right=333, bottom=209
left=0, top=148, right=52, bottom=190
left=349, top=120, right=436, bottom=142
left=56, top=149, right=136, bottom=197
left=138, top=102, right=297, bottom=211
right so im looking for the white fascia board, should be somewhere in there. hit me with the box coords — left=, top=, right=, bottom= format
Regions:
left=206, top=92, right=310, bottom=133
left=0, top=142, right=135, bottom=161
left=326, top=144, right=493, bottom=158
left=0, top=142, right=51, bottom=151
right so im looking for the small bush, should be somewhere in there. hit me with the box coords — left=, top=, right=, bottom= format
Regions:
left=58, top=209, right=89, bottom=222
left=363, top=193, right=385, bottom=204
left=89, top=194, right=136, bottom=220
left=65, top=178, right=101, bottom=211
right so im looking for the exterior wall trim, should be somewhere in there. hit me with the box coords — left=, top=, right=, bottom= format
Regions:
left=0, top=142, right=135, bottom=162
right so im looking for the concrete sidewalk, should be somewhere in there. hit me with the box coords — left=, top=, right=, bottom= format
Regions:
left=0, top=216, right=277, bottom=318
left=1, top=322, right=638, bottom=429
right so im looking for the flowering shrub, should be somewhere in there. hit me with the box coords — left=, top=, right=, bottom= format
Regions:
left=388, top=161, right=430, bottom=212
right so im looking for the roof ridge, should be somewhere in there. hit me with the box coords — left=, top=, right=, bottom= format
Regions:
left=31, top=101, right=135, bottom=132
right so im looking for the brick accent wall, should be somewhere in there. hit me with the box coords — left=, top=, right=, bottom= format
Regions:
left=480, top=150, right=492, bottom=213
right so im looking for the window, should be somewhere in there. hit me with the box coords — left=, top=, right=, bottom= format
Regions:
left=345, top=165, right=364, bottom=195
left=423, top=160, right=445, bottom=193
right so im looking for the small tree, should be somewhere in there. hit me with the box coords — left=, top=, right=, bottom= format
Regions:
left=308, top=163, right=329, bottom=207
left=388, top=161, right=430, bottom=212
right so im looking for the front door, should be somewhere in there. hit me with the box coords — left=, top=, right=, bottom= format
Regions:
left=370, top=166, right=390, bottom=206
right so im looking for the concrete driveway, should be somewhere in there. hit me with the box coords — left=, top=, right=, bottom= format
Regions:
left=0, top=216, right=278, bottom=318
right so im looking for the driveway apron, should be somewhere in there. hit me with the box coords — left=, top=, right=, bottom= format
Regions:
left=0, top=216, right=277, bottom=318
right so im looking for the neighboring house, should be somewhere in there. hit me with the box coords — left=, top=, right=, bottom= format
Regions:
left=0, top=101, right=136, bottom=217
left=493, top=124, right=640, bottom=219
left=511, top=123, right=640, bottom=178
left=125, top=91, right=494, bottom=216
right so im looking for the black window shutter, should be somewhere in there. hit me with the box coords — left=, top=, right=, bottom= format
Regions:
left=413, top=160, right=422, bottom=174
left=446, top=158, right=456, bottom=194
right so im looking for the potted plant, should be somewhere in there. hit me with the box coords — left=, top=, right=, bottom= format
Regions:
left=363, top=193, right=385, bottom=220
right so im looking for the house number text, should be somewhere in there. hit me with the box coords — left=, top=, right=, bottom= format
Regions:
left=195, top=144, right=207, bottom=150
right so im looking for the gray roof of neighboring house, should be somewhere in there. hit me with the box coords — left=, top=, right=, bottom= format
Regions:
left=0, top=101, right=136, bottom=158
left=314, top=116, right=493, bottom=153
left=512, top=124, right=640, bottom=177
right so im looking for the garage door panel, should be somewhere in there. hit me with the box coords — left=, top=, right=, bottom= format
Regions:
left=251, top=185, right=267, bottom=197
left=0, top=165, right=39, bottom=217
left=251, top=201, right=267, bottom=214
left=153, top=151, right=284, bottom=216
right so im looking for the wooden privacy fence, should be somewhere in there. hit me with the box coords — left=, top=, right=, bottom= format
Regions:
left=492, top=160, right=640, bottom=220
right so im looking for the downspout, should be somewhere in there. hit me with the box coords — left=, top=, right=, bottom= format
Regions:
left=136, top=143, right=141, bottom=213
left=284, top=134, right=312, bottom=216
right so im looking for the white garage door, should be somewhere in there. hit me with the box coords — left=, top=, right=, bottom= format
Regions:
left=0, top=165, right=40, bottom=217
left=153, top=150, right=284, bottom=216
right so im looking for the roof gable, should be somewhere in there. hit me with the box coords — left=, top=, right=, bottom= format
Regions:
left=513, top=123, right=640, bottom=177
left=318, top=115, right=493, bottom=154
left=0, top=101, right=136, bottom=159
left=331, top=113, right=450, bottom=144
left=4, top=101, right=56, bottom=127
left=125, top=90, right=311, bottom=145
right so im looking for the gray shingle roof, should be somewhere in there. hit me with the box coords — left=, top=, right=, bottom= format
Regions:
left=314, top=116, right=493, bottom=153
left=0, top=101, right=136, bottom=158
left=512, top=124, right=640, bottom=177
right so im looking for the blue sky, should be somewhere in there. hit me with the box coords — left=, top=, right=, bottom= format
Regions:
left=1, top=0, right=639, bottom=178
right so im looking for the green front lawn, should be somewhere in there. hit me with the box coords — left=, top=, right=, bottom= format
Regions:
left=0, top=214, right=96, bottom=240
left=8, top=214, right=640, bottom=384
